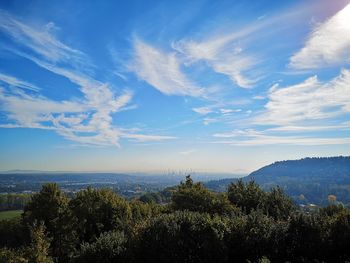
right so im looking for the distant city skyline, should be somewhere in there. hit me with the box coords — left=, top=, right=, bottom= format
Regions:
left=0, top=0, right=350, bottom=173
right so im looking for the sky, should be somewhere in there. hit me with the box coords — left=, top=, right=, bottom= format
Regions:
left=0, top=0, right=350, bottom=174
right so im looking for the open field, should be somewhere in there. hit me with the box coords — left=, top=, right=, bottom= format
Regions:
left=0, top=210, right=22, bottom=220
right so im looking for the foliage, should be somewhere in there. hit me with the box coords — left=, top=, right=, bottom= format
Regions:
left=75, top=231, right=128, bottom=263
left=226, top=211, right=288, bottom=262
left=0, top=217, right=29, bottom=248
left=172, top=175, right=237, bottom=215
left=207, top=156, right=350, bottom=206
left=0, top=222, right=53, bottom=263
left=135, top=211, right=229, bottom=263
left=0, top=194, right=31, bottom=211
left=23, top=183, right=75, bottom=262
left=1, top=179, right=350, bottom=263
left=228, top=180, right=266, bottom=213
left=26, top=222, right=54, bottom=263
left=264, top=186, right=296, bottom=220
left=69, top=187, right=131, bottom=243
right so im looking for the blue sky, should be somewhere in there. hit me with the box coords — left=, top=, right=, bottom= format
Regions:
left=0, top=0, right=350, bottom=173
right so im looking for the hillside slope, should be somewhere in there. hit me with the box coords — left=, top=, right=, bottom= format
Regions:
left=206, top=156, right=350, bottom=206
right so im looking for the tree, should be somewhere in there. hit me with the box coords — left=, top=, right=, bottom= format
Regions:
left=26, top=222, right=54, bottom=263
left=0, top=223, right=53, bottom=263
left=75, top=231, right=128, bottom=263
left=172, top=175, right=236, bottom=215
left=228, top=180, right=266, bottom=213
left=23, top=183, right=75, bottom=262
left=226, top=211, right=288, bottom=262
left=129, top=200, right=163, bottom=224
left=284, top=212, right=326, bottom=262
left=264, top=186, right=296, bottom=220
left=327, top=209, right=350, bottom=262
left=0, top=248, right=28, bottom=263
left=135, top=211, right=229, bottom=263
left=0, top=218, right=29, bottom=248
left=139, top=193, right=162, bottom=204
left=69, top=188, right=131, bottom=243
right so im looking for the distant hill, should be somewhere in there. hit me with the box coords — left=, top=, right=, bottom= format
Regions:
left=206, top=156, right=350, bottom=206
left=248, top=156, right=350, bottom=183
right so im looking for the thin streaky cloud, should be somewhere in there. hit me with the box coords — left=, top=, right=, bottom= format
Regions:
left=192, top=107, right=213, bottom=115
left=0, top=73, right=41, bottom=92
left=0, top=12, right=175, bottom=147
left=255, top=69, right=350, bottom=126
left=213, top=136, right=350, bottom=146
left=290, top=4, right=350, bottom=69
left=129, top=39, right=204, bottom=97
left=179, top=149, right=196, bottom=155
left=213, top=129, right=350, bottom=146
left=0, top=9, right=88, bottom=66
left=173, top=31, right=259, bottom=88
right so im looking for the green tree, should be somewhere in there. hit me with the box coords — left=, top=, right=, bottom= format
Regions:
left=136, top=211, right=229, bottom=263
left=75, top=231, right=128, bottom=263
left=0, top=223, right=53, bottom=263
left=285, top=212, right=326, bottom=262
left=172, top=175, right=236, bottom=215
left=70, top=188, right=131, bottom=243
left=26, top=222, right=53, bottom=263
left=139, top=193, right=162, bottom=204
left=226, top=211, right=287, bottom=262
left=129, top=200, right=164, bottom=224
left=0, top=218, right=29, bottom=248
left=228, top=180, right=266, bottom=214
left=264, top=186, right=296, bottom=220
left=23, top=184, right=75, bottom=262
left=327, top=209, right=350, bottom=262
left=0, top=248, right=28, bottom=263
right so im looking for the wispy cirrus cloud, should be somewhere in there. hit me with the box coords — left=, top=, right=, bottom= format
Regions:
left=192, top=106, right=213, bottom=115
left=290, top=4, right=350, bottom=69
left=129, top=39, right=204, bottom=97
left=0, top=11, right=174, bottom=146
left=213, top=128, right=350, bottom=146
left=179, top=149, right=196, bottom=155
left=255, top=69, right=350, bottom=125
left=0, top=72, right=40, bottom=92
left=128, top=20, right=266, bottom=99
left=210, top=47, right=350, bottom=146
left=212, top=69, right=350, bottom=147
left=0, top=10, right=88, bottom=66
left=172, top=28, right=260, bottom=88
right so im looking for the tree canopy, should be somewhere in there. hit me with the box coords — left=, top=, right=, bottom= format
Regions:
left=1, top=176, right=350, bottom=262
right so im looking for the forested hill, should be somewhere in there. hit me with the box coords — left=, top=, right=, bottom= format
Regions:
left=206, top=156, right=350, bottom=206
left=248, top=156, right=350, bottom=183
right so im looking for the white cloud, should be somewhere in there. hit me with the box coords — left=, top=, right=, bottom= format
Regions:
left=129, top=39, right=204, bottom=97
left=192, top=107, right=213, bottom=115
left=267, top=124, right=350, bottom=132
left=290, top=4, right=350, bottom=69
left=0, top=12, right=174, bottom=146
left=255, top=69, right=350, bottom=125
left=213, top=67, right=350, bottom=146
left=0, top=10, right=87, bottom=65
left=179, top=149, right=196, bottom=155
left=220, top=108, right=241, bottom=114
left=0, top=73, right=40, bottom=92
left=252, top=95, right=265, bottom=100
left=203, top=117, right=219, bottom=125
left=121, top=133, right=176, bottom=142
left=172, top=26, right=261, bottom=88
left=213, top=129, right=350, bottom=146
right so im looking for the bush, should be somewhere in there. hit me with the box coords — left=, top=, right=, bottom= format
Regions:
left=75, top=231, right=128, bottom=263
left=135, top=211, right=229, bottom=263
